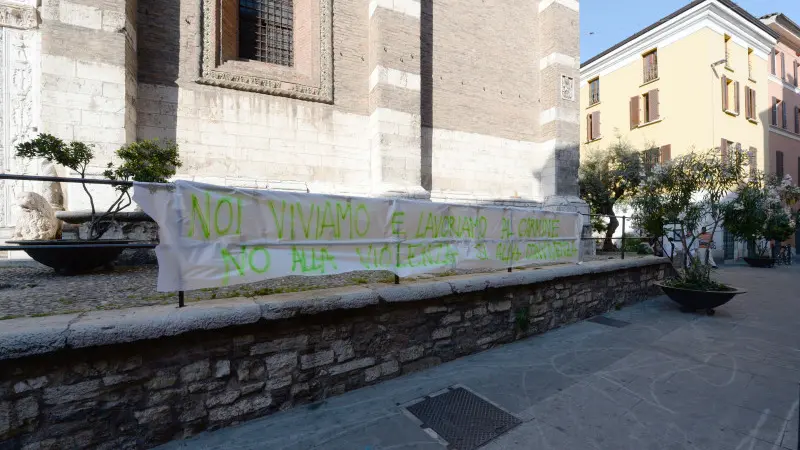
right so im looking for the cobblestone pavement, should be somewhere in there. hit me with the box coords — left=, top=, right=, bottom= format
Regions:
left=158, top=264, right=800, bottom=450
left=0, top=254, right=639, bottom=318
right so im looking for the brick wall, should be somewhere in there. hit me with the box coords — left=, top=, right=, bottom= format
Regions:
left=0, top=260, right=669, bottom=449
left=128, top=0, right=580, bottom=202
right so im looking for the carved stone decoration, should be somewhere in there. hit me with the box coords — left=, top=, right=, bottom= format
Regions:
left=1, top=27, right=40, bottom=229
left=39, top=160, right=64, bottom=212
left=199, top=0, right=333, bottom=103
left=12, top=191, right=59, bottom=240
left=0, top=27, right=6, bottom=227
left=0, top=2, right=38, bottom=30
left=560, top=75, right=575, bottom=101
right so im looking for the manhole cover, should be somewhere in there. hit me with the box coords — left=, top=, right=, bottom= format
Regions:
left=404, top=386, right=521, bottom=450
left=588, top=315, right=630, bottom=328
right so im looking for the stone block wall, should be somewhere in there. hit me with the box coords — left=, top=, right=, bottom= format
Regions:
left=38, top=0, right=138, bottom=212
left=0, top=259, right=669, bottom=449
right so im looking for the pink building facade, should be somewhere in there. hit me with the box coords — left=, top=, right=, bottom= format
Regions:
left=763, top=13, right=800, bottom=250
left=764, top=14, right=800, bottom=182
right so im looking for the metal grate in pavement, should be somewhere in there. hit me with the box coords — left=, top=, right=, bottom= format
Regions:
left=588, top=315, right=631, bottom=328
left=404, top=386, right=521, bottom=450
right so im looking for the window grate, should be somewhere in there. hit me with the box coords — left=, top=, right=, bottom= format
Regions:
left=239, top=0, right=294, bottom=67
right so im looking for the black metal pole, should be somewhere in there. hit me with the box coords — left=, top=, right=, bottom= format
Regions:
left=395, top=240, right=400, bottom=284
left=0, top=173, right=135, bottom=186
left=178, top=291, right=185, bottom=308
left=621, top=216, right=626, bottom=260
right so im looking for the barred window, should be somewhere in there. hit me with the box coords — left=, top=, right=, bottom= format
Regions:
left=239, top=0, right=294, bottom=67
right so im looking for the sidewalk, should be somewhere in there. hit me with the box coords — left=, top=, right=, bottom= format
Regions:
left=157, top=265, right=800, bottom=450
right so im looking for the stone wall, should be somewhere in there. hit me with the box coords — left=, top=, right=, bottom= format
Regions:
left=0, top=258, right=669, bottom=449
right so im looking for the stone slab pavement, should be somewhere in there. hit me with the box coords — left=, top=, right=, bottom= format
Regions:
left=157, top=265, right=800, bottom=450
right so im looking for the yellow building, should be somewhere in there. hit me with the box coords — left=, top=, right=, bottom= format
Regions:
left=580, top=0, right=778, bottom=170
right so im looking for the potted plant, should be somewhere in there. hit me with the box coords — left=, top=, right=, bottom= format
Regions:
left=9, top=134, right=181, bottom=273
left=631, top=148, right=748, bottom=315
left=722, top=173, right=800, bottom=268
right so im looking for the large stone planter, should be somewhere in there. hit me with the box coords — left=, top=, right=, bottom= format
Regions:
left=6, top=239, right=131, bottom=274
left=56, top=210, right=158, bottom=266
left=742, top=257, right=775, bottom=268
left=656, top=282, right=745, bottom=316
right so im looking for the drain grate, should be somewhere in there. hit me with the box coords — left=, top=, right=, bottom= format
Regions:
left=404, top=386, right=521, bottom=450
left=588, top=315, right=631, bottom=328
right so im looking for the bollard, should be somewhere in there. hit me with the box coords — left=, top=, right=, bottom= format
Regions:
left=178, top=291, right=185, bottom=308
left=621, top=216, right=626, bottom=260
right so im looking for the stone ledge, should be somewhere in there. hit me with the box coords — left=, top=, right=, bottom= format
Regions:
left=0, top=257, right=668, bottom=361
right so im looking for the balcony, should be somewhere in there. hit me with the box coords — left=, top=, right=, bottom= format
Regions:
left=643, top=65, right=658, bottom=84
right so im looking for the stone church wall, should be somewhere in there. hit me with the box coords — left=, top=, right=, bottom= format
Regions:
left=0, top=0, right=582, bottom=236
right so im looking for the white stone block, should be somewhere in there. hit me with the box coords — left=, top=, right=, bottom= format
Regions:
left=41, top=54, right=76, bottom=77
left=74, top=125, right=126, bottom=144
left=101, top=10, right=125, bottom=32
left=237, top=135, right=268, bottom=149
left=80, top=110, right=103, bottom=125
left=200, top=132, right=232, bottom=147
left=41, top=123, right=75, bottom=141
left=42, top=106, right=81, bottom=125
left=59, top=1, right=102, bottom=30
left=102, top=82, right=125, bottom=99
left=76, top=61, right=125, bottom=84
left=41, top=74, right=102, bottom=96
left=100, top=113, right=126, bottom=129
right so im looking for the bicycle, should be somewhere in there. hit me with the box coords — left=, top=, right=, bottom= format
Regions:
left=776, top=245, right=793, bottom=266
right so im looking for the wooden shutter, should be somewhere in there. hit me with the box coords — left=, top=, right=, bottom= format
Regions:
left=782, top=102, right=788, bottom=128
left=795, top=61, right=799, bottom=87
left=773, top=97, right=779, bottom=125
left=781, top=53, right=786, bottom=79
left=777, top=151, right=784, bottom=177
left=752, top=89, right=756, bottom=120
left=220, top=0, right=239, bottom=63
left=586, top=114, right=592, bottom=141
left=796, top=106, right=800, bottom=133
left=648, top=89, right=660, bottom=120
left=660, top=144, right=671, bottom=163
left=720, top=139, right=729, bottom=165
left=744, top=87, right=751, bottom=119
left=721, top=75, right=728, bottom=111
left=734, top=81, right=740, bottom=115
left=630, top=96, right=640, bottom=129
left=771, top=50, right=776, bottom=75
left=592, top=111, right=601, bottom=139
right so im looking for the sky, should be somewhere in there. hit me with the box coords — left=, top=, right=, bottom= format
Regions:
left=580, top=0, right=800, bottom=63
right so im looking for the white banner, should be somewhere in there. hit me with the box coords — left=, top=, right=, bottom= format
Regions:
left=133, top=181, right=583, bottom=292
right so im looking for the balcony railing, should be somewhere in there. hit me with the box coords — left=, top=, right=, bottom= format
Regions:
left=643, top=65, right=658, bottom=83
left=589, top=90, right=600, bottom=105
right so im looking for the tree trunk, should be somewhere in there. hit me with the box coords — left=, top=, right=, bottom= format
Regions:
left=747, top=239, right=756, bottom=258
left=603, top=215, right=619, bottom=251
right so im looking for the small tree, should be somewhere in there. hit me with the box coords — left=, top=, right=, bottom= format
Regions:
left=631, top=148, right=748, bottom=290
left=579, top=139, right=646, bottom=251
left=722, top=173, right=800, bottom=257
left=15, top=134, right=181, bottom=240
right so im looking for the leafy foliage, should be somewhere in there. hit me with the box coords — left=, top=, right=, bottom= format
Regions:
left=631, top=148, right=749, bottom=291
left=15, top=134, right=94, bottom=176
left=579, top=139, right=646, bottom=250
left=15, top=135, right=181, bottom=240
left=104, top=139, right=182, bottom=188
left=721, top=173, right=800, bottom=257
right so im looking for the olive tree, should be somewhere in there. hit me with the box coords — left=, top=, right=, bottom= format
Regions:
left=722, top=173, right=800, bottom=258
left=579, top=140, right=646, bottom=251
left=631, top=148, right=748, bottom=290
